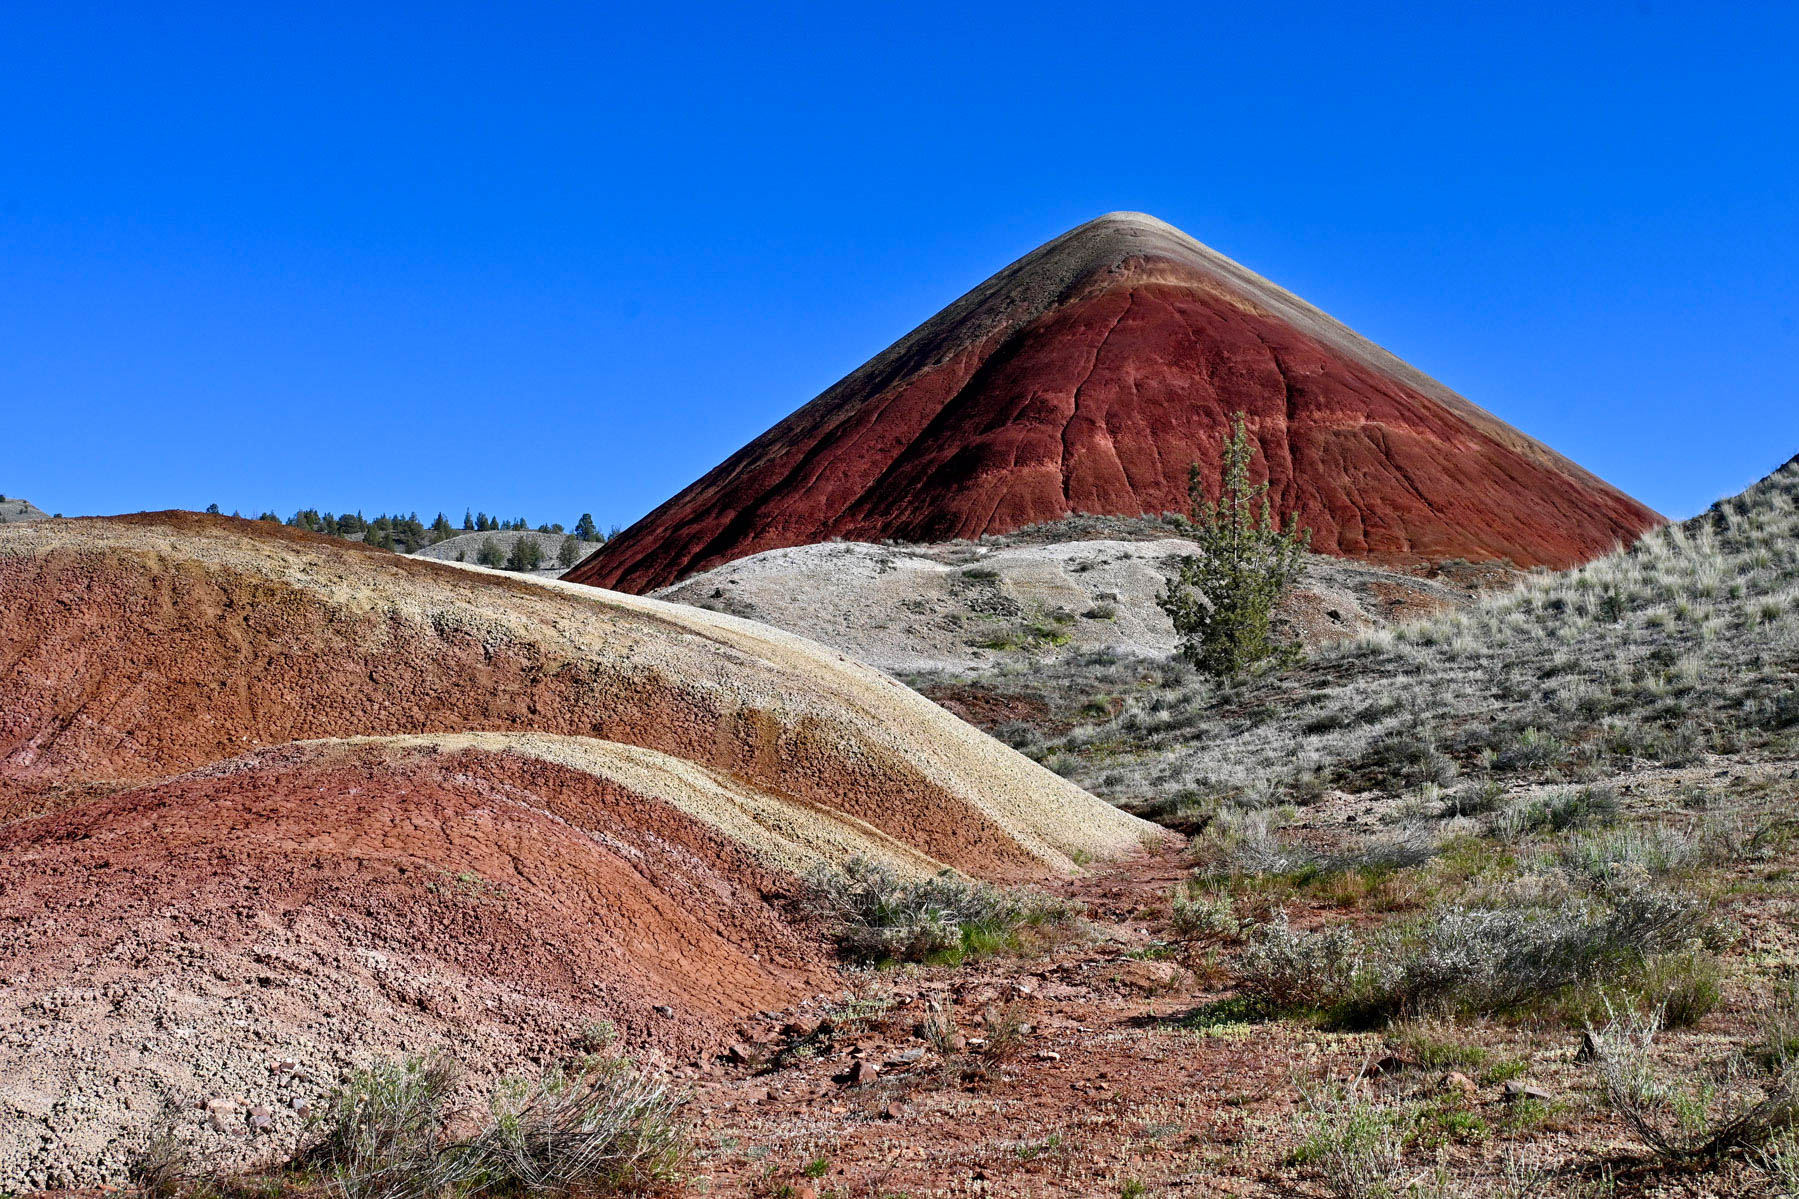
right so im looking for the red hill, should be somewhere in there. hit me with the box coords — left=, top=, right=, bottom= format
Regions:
left=568, top=213, right=1662, bottom=593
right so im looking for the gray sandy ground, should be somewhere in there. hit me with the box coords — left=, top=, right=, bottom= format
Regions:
left=656, top=536, right=1481, bottom=676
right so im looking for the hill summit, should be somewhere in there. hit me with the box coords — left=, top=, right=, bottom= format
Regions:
left=569, top=213, right=1662, bottom=593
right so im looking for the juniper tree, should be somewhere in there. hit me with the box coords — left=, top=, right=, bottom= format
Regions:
left=558, top=533, right=583, bottom=568
left=1159, top=412, right=1310, bottom=678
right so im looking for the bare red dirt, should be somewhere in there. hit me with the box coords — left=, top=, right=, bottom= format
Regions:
left=0, top=514, right=1154, bottom=1188
left=570, top=213, right=1662, bottom=593
left=0, top=740, right=832, bottom=1054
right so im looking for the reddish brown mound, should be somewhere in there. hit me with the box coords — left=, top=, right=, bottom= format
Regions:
left=0, top=740, right=830, bottom=1049
left=0, top=513, right=1149, bottom=876
left=0, top=738, right=837, bottom=1185
left=570, top=213, right=1662, bottom=593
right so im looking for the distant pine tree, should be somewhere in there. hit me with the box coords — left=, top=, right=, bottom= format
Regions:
left=506, top=537, right=543, bottom=571
left=558, top=534, right=582, bottom=568
left=574, top=513, right=598, bottom=542
left=476, top=536, right=505, bottom=568
left=463, top=509, right=475, bottom=531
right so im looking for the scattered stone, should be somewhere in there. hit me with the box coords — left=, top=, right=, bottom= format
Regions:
left=1437, top=1072, right=1478, bottom=1097
left=1503, top=1080, right=1553, bottom=1103
left=1110, top=959, right=1180, bottom=991
left=653, top=1005, right=674, bottom=1018
left=726, top=1043, right=755, bottom=1065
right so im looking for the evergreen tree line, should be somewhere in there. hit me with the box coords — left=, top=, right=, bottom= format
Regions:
left=201, top=503, right=619, bottom=564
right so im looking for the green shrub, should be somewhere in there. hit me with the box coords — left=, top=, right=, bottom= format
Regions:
left=805, top=857, right=1081, bottom=965
left=1592, top=1006, right=1799, bottom=1161
left=1237, top=890, right=1714, bottom=1026
left=293, top=1052, right=687, bottom=1199
left=1491, top=785, right=1618, bottom=841
left=1170, top=884, right=1240, bottom=943
left=299, top=1054, right=472, bottom=1199
left=476, top=537, right=505, bottom=568
left=1158, top=412, right=1310, bottom=679
left=505, top=538, right=543, bottom=572
left=472, top=1060, right=686, bottom=1195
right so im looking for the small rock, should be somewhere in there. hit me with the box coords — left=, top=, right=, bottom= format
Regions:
left=846, top=1060, right=880, bottom=1087
left=890, top=1048, right=926, bottom=1065
left=1111, top=959, right=1180, bottom=991
left=1035, top=1050, right=1061, bottom=1062
left=1437, top=1072, right=1478, bottom=1097
left=726, top=1044, right=755, bottom=1065
left=653, top=1005, right=674, bottom=1018
left=1503, top=1080, right=1553, bottom=1103
left=1576, top=1031, right=1601, bottom=1062
left=288, top=1098, right=312, bottom=1117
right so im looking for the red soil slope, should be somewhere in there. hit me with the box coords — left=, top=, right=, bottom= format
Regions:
left=569, top=213, right=1662, bottom=593
left=0, top=512, right=1144, bottom=878
left=0, top=740, right=832, bottom=1053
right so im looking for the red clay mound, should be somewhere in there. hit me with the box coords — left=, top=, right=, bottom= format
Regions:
left=0, top=513, right=1148, bottom=876
left=0, top=739, right=828, bottom=1047
left=569, top=213, right=1662, bottom=593
left=0, top=738, right=832, bottom=1184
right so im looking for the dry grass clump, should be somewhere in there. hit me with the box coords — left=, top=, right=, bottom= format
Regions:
left=132, top=1053, right=689, bottom=1199
left=805, top=857, right=1084, bottom=965
left=1236, top=890, right=1715, bottom=1028
left=296, top=1054, right=686, bottom=1199
left=1591, top=1005, right=1799, bottom=1162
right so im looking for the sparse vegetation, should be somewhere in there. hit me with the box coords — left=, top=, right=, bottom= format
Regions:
left=805, top=857, right=1082, bottom=965
left=1591, top=1005, right=1799, bottom=1161
left=1038, top=457, right=1799, bottom=809
left=1237, top=889, right=1715, bottom=1027
left=143, top=1052, right=688, bottom=1199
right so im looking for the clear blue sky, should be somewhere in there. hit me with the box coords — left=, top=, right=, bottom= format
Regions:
left=3, top=2, right=1794, bottom=524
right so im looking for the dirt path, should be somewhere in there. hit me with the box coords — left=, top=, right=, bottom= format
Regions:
left=679, top=847, right=1367, bottom=1197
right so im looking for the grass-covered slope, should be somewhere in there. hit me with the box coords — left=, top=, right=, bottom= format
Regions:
left=1039, top=454, right=1799, bottom=815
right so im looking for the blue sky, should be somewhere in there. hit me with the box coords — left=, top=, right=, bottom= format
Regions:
left=3, top=2, right=1794, bottom=524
